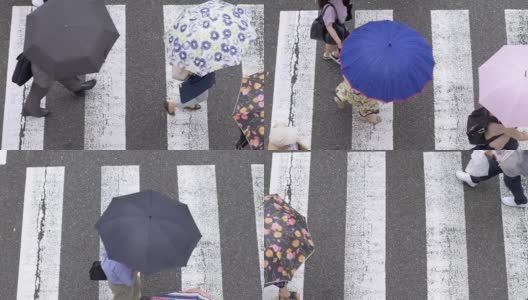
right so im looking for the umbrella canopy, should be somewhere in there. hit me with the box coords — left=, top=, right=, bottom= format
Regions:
left=24, top=0, right=119, bottom=80
left=264, top=194, right=314, bottom=285
left=341, top=20, right=434, bottom=103
left=479, top=45, right=528, bottom=127
left=95, top=190, right=202, bottom=274
left=166, top=0, right=257, bottom=76
left=232, top=72, right=265, bottom=150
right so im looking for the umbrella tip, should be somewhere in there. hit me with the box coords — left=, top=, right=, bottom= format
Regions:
left=525, top=70, right=527, bottom=77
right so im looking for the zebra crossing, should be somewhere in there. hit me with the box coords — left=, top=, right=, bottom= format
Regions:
left=269, top=9, right=528, bottom=150
left=1, top=161, right=263, bottom=299
left=265, top=151, right=528, bottom=299
left=0, top=4, right=264, bottom=150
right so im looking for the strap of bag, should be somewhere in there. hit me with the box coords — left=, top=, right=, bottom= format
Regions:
left=484, top=133, right=504, bottom=146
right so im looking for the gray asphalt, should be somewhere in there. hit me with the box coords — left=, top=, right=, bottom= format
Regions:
left=263, top=0, right=528, bottom=150
left=0, top=150, right=269, bottom=299
left=265, top=151, right=514, bottom=300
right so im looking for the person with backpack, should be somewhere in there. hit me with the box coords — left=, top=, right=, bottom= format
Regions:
left=456, top=150, right=528, bottom=208
left=316, top=0, right=350, bottom=64
left=466, top=107, right=528, bottom=150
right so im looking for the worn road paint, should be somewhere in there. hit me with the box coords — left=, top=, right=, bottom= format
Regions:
left=423, top=152, right=469, bottom=299
left=499, top=174, right=528, bottom=300
left=344, top=152, right=386, bottom=298
left=99, top=166, right=140, bottom=300
left=505, top=10, right=528, bottom=150
left=251, top=164, right=265, bottom=291
left=0, top=150, right=6, bottom=165
left=164, top=5, right=209, bottom=150
left=84, top=6, right=127, bottom=150
left=270, top=11, right=318, bottom=149
left=17, top=167, right=65, bottom=299
left=240, top=5, right=264, bottom=76
left=431, top=11, right=474, bottom=150
left=177, top=165, right=223, bottom=299
left=264, top=152, right=311, bottom=299
left=351, top=11, right=394, bottom=151
left=2, top=7, right=45, bottom=150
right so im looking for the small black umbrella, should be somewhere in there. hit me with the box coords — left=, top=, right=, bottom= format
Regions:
left=24, top=0, right=119, bottom=79
left=95, top=190, right=202, bottom=274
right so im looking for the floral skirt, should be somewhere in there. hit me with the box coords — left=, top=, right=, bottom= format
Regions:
left=335, top=80, right=380, bottom=117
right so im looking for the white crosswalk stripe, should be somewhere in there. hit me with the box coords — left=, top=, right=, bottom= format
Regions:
left=85, top=6, right=127, bottom=150
left=344, top=152, right=386, bottom=299
left=423, top=152, right=469, bottom=299
left=0, top=150, right=6, bottom=165
left=177, top=165, right=224, bottom=298
left=270, top=11, right=318, bottom=149
left=17, top=166, right=65, bottom=299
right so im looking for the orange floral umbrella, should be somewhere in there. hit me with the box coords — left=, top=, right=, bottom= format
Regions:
left=232, top=72, right=265, bottom=150
left=264, top=194, right=314, bottom=285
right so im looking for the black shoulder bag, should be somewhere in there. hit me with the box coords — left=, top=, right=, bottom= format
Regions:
left=12, top=53, right=33, bottom=87
left=89, top=261, right=107, bottom=281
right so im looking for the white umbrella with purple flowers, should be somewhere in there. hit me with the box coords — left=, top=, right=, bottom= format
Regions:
left=166, top=0, right=257, bottom=76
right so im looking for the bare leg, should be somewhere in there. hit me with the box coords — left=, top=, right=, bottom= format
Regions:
left=23, top=82, right=49, bottom=116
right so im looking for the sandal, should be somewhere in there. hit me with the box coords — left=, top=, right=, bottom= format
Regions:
left=183, top=104, right=201, bottom=111
left=329, top=51, right=340, bottom=65
left=363, top=114, right=382, bottom=125
left=163, top=101, right=175, bottom=116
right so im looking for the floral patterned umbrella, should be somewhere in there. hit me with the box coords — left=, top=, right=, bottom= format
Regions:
left=264, top=194, right=314, bottom=285
left=166, top=0, right=257, bottom=76
left=232, top=72, right=265, bottom=150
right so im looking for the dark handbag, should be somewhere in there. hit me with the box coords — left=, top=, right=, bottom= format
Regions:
left=310, top=4, right=335, bottom=41
left=179, top=72, right=216, bottom=104
left=12, top=53, right=33, bottom=87
left=89, top=261, right=107, bottom=281
left=323, top=22, right=348, bottom=45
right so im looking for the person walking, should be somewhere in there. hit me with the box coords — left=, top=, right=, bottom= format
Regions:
left=334, top=78, right=381, bottom=124
left=164, top=65, right=212, bottom=113
left=274, top=282, right=300, bottom=300
left=22, top=63, right=97, bottom=117
left=456, top=150, right=528, bottom=208
left=101, top=247, right=142, bottom=300
left=316, top=0, right=348, bottom=64
left=468, top=108, right=528, bottom=150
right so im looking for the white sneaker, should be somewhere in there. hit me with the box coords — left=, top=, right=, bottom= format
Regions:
left=501, top=196, right=528, bottom=208
left=455, top=171, right=478, bottom=188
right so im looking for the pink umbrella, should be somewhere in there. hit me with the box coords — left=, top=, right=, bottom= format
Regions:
left=479, top=45, right=528, bottom=127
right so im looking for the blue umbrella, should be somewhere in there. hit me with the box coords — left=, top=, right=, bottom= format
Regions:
left=341, top=20, right=434, bottom=103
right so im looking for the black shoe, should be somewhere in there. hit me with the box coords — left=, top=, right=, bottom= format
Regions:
left=22, top=107, right=50, bottom=118
left=74, top=79, right=97, bottom=97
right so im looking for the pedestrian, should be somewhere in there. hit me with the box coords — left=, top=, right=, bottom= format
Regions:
left=164, top=65, right=213, bottom=114
left=334, top=79, right=381, bottom=124
left=456, top=150, right=528, bottom=208
left=101, top=247, right=142, bottom=300
left=316, top=0, right=348, bottom=64
left=467, top=107, right=528, bottom=150
left=22, top=62, right=97, bottom=117
left=275, top=281, right=300, bottom=300
left=268, top=123, right=310, bottom=151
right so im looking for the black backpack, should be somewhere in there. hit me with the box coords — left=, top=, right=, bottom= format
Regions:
left=466, top=107, right=502, bottom=145
left=343, top=0, right=353, bottom=21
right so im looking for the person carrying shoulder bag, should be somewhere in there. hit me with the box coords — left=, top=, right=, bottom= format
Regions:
left=316, top=0, right=349, bottom=64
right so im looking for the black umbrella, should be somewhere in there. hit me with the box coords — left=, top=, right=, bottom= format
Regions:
left=95, top=190, right=202, bottom=274
left=24, top=0, right=119, bottom=79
